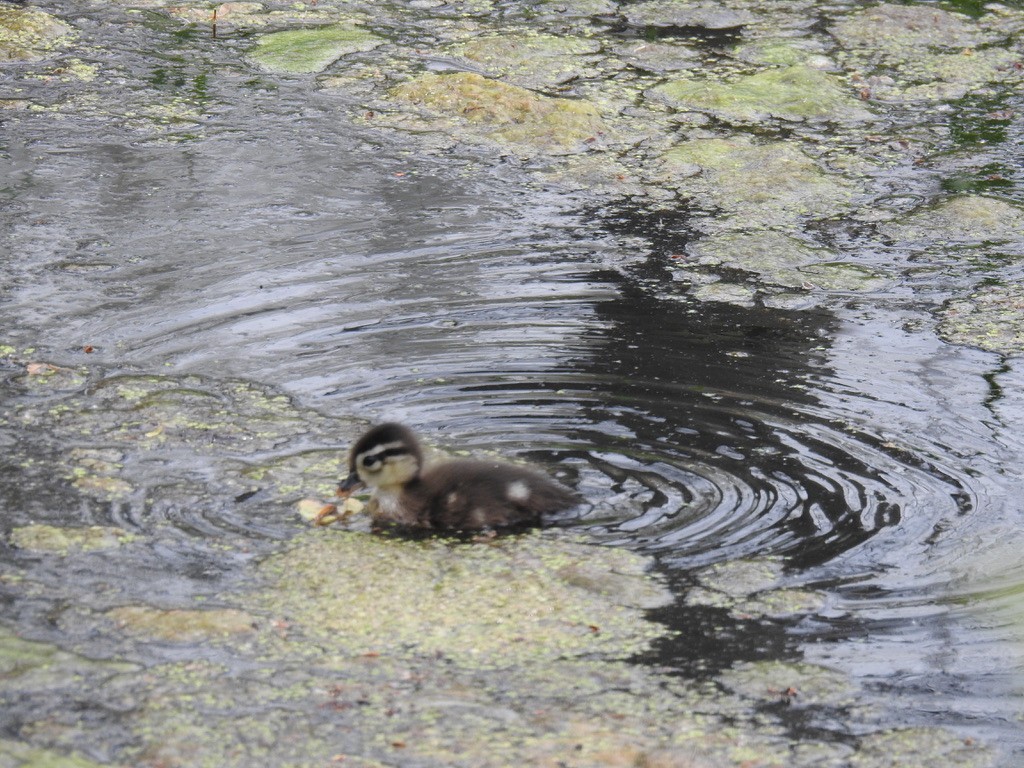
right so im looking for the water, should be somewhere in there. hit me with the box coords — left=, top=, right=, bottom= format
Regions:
left=3, top=0, right=1024, bottom=763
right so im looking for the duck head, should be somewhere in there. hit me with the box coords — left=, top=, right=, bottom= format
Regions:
left=338, top=422, right=423, bottom=495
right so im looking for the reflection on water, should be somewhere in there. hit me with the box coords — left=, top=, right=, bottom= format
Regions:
left=2, top=2, right=1024, bottom=763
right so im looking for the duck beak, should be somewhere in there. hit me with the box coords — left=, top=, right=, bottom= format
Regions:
left=337, top=470, right=364, bottom=497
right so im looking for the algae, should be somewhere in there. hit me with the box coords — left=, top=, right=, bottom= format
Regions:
left=0, top=7, right=74, bottom=62
left=388, top=71, right=610, bottom=154
left=653, top=65, right=873, bottom=123
left=446, top=31, right=602, bottom=90
left=718, top=659, right=857, bottom=708
left=257, top=529, right=672, bottom=669
left=9, top=524, right=135, bottom=554
left=881, top=195, right=1024, bottom=247
left=683, top=231, right=887, bottom=293
left=830, top=4, right=992, bottom=55
left=852, top=727, right=995, bottom=768
left=661, top=137, right=858, bottom=230
left=247, top=24, right=383, bottom=74
left=107, top=606, right=257, bottom=642
left=939, top=282, right=1024, bottom=356
left=623, top=0, right=755, bottom=30
left=830, top=4, right=1022, bottom=102
left=0, top=739, right=110, bottom=768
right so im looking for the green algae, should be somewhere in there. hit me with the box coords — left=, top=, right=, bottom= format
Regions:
left=830, top=4, right=1023, bottom=102
left=939, top=282, right=1024, bottom=356
left=257, top=529, right=672, bottom=669
left=247, top=24, right=383, bottom=74
left=0, top=738, right=110, bottom=768
left=9, top=524, right=135, bottom=554
left=0, top=624, right=136, bottom=693
left=0, top=7, right=74, bottom=62
left=661, top=137, right=858, bottom=230
left=852, top=727, right=995, bottom=768
left=653, top=65, right=873, bottom=123
left=830, top=3, right=991, bottom=56
left=388, top=71, right=610, bottom=154
left=718, top=659, right=857, bottom=708
left=623, top=0, right=755, bottom=30
left=446, top=31, right=602, bottom=90
left=881, top=195, right=1024, bottom=247
left=612, top=39, right=700, bottom=74
left=691, top=281, right=757, bottom=307
left=683, top=231, right=887, bottom=293
left=686, top=556, right=826, bottom=619
left=244, top=448, right=347, bottom=500
left=107, top=606, right=257, bottom=642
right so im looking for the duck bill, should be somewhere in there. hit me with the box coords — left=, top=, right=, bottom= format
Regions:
left=336, top=470, right=365, bottom=497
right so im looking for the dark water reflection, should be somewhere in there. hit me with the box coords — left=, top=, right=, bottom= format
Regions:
left=3, top=5, right=1024, bottom=761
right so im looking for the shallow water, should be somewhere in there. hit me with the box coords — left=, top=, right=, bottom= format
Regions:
left=3, top=0, right=1024, bottom=764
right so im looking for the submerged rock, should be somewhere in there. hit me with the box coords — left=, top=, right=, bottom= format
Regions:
left=247, top=24, right=384, bottom=74
left=388, top=71, right=610, bottom=154
left=652, top=65, right=873, bottom=123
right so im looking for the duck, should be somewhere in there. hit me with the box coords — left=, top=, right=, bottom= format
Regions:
left=337, top=422, right=578, bottom=531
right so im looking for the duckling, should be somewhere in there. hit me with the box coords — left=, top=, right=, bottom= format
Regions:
left=338, top=422, right=578, bottom=531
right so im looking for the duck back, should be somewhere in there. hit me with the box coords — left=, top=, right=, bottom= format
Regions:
left=418, top=460, right=578, bottom=530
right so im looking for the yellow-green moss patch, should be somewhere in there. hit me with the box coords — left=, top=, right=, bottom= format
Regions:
left=684, top=231, right=886, bottom=292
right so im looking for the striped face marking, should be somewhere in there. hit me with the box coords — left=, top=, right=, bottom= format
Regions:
left=357, top=440, right=409, bottom=471
left=354, top=440, right=419, bottom=489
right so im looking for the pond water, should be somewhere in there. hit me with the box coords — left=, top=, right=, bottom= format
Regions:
left=3, top=0, right=1024, bottom=765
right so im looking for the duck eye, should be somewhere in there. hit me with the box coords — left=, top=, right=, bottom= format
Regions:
left=361, top=455, right=381, bottom=470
